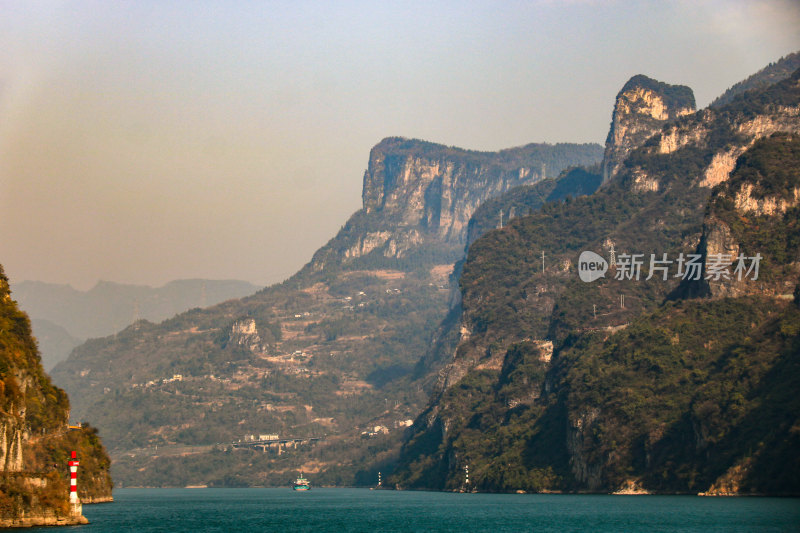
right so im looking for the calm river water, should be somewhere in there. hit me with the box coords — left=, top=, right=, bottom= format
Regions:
left=21, top=488, right=800, bottom=532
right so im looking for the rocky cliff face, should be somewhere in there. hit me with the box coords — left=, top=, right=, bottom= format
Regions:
left=0, top=272, right=39, bottom=476
left=602, top=75, right=695, bottom=183
left=308, top=138, right=602, bottom=271
left=692, top=133, right=800, bottom=298
left=390, top=69, right=800, bottom=494
left=0, top=265, right=112, bottom=526
left=0, top=420, right=24, bottom=473
left=363, top=138, right=540, bottom=241
left=49, top=136, right=600, bottom=489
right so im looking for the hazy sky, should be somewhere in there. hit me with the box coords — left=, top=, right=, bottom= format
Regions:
left=1, top=1, right=798, bottom=290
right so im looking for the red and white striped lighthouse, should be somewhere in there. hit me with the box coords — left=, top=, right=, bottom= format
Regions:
left=68, top=451, right=79, bottom=504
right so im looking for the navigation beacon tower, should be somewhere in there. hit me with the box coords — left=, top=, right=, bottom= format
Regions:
left=68, top=451, right=82, bottom=516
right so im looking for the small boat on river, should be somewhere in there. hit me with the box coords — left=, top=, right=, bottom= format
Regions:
left=293, top=474, right=311, bottom=491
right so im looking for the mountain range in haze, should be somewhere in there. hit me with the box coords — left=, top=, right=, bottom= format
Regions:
left=390, top=61, right=800, bottom=495
left=49, top=139, right=602, bottom=487
left=14, top=279, right=261, bottom=369
left=20, top=51, right=800, bottom=494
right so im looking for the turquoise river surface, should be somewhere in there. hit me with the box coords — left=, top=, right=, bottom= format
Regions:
left=24, top=488, right=800, bottom=532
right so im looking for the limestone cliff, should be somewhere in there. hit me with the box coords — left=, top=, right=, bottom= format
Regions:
left=0, top=265, right=112, bottom=526
left=48, top=137, right=599, bottom=489
left=363, top=138, right=544, bottom=241
left=602, top=75, right=695, bottom=183
left=390, top=68, right=800, bottom=494
left=308, top=138, right=602, bottom=271
left=690, top=133, right=800, bottom=298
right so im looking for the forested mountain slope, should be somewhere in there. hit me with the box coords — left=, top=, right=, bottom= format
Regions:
left=389, top=71, right=800, bottom=494
left=51, top=138, right=601, bottom=487
left=0, top=266, right=112, bottom=526
left=711, top=50, right=800, bottom=107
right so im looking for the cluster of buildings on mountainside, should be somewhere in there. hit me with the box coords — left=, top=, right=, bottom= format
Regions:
left=130, top=374, right=184, bottom=388
left=360, top=419, right=414, bottom=438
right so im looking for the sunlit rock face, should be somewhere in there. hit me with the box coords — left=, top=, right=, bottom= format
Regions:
left=693, top=134, right=800, bottom=299
left=362, top=138, right=539, bottom=243
left=309, top=137, right=602, bottom=269
left=602, top=75, right=695, bottom=183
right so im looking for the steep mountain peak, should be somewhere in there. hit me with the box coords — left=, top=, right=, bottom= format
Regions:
left=309, top=137, right=602, bottom=272
left=602, top=75, right=695, bottom=183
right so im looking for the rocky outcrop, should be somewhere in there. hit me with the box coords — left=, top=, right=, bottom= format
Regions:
left=566, top=409, right=603, bottom=490
left=308, top=138, right=602, bottom=270
left=390, top=67, right=800, bottom=495
left=613, top=479, right=650, bottom=495
left=0, top=421, right=25, bottom=473
left=0, top=265, right=112, bottom=525
left=602, top=75, right=695, bottom=183
left=0, top=508, right=88, bottom=528
left=700, top=149, right=739, bottom=188
left=699, top=458, right=754, bottom=496
left=230, top=318, right=262, bottom=352
left=733, top=183, right=800, bottom=215
left=344, top=231, right=392, bottom=259
left=691, top=134, right=800, bottom=298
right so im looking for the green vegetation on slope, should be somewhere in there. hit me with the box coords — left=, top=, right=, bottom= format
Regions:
left=392, top=296, right=799, bottom=494
left=560, top=298, right=799, bottom=493
left=50, top=137, right=603, bottom=488
left=711, top=51, right=800, bottom=107
left=707, top=132, right=800, bottom=285
left=390, top=72, right=800, bottom=494
left=0, top=265, right=112, bottom=521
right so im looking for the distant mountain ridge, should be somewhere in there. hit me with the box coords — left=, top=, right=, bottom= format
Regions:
left=305, top=138, right=602, bottom=273
left=29, top=319, right=83, bottom=371
left=710, top=51, right=800, bottom=108
left=14, top=279, right=261, bottom=369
